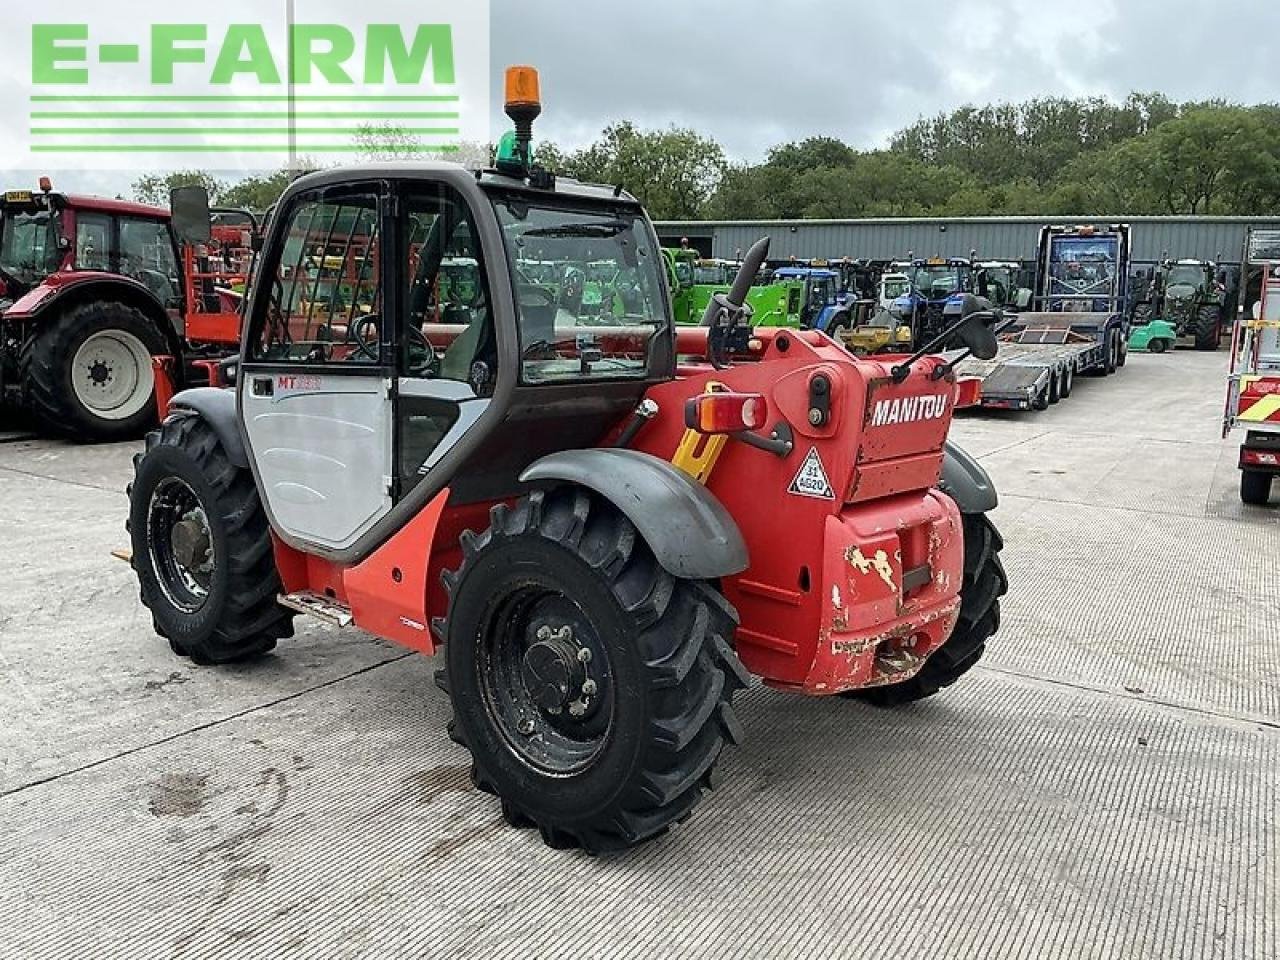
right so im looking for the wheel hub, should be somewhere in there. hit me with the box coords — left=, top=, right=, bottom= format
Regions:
left=170, top=516, right=211, bottom=571
left=88, top=360, right=113, bottom=386
left=521, top=632, right=586, bottom=713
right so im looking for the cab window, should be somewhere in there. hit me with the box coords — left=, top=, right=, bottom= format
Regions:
left=75, top=213, right=113, bottom=272
left=119, top=217, right=179, bottom=304
left=249, top=192, right=382, bottom=364
left=491, top=197, right=670, bottom=384
left=404, top=186, right=494, bottom=388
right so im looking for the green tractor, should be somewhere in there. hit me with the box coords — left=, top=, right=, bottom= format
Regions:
left=665, top=249, right=805, bottom=328
left=1136, top=259, right=1236, bottom=351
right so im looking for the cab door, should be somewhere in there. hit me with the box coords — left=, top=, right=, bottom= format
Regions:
left=238, top=185, right=395, bottom=553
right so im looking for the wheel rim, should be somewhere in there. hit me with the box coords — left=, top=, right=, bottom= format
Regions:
left=478, top=582, right=615, bottom=776
left=71, top=329, right=154, bottom=421
left=147, top=477, right=215, bottom=613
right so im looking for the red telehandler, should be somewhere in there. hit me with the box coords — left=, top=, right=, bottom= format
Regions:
left=127, top=67, right=1008, bottom=853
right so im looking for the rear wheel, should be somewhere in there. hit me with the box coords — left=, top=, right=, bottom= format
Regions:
left=1149, top=338, right=1169, bottom=354
left=1060, top=365, right=1075, bottom=399
left=1241, top=470, right=1274, bottom=506
left=128, top=415, right=293, bottom=664
left=1048, top=372, right=1062, bottom=405
left=1103, top=330, right=1118, bottom=375
left=1195, top=305, right=1222, bottom=351
left=22, top=301, right=166, bottom=442
left=439, top=487, right=749, bottom=854
left=849, top=509, right=1007, bottom=707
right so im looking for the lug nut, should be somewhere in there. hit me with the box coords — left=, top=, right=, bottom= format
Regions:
left=577, top=648, right=593, bottom=664
left=518, top=718, right=535, bottom=736
left=582, top=679, right=598, bottom=697
left=568, top=701, right=587, bottom=718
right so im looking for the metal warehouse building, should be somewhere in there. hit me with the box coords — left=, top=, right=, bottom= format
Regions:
left=654, top=216, right=1280, bottom=266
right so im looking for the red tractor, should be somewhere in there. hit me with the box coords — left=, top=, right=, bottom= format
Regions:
left=0, top=181, right=251, bottom=441
left=127, top=67, right=1007, bottom=853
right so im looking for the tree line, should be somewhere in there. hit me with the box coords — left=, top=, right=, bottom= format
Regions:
left=133, top=93, right=1280, bottom=221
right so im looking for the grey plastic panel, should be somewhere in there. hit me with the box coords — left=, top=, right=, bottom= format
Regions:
left=939, top=441, right=999, bottom=514
left=520, top=449, right=748, bottom=580
left=240, top=374, right=393, bottom=551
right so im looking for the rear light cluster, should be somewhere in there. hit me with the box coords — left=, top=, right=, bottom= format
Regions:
left=1243, top=450, right=1280, bottom=468
left=685, top=391, right=767, bottom=435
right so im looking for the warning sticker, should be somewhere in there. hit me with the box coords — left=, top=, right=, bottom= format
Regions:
left=789, top=447, right=836, bottom=500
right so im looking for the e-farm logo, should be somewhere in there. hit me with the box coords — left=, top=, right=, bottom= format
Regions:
left=10, top=1, right=490, bottom=169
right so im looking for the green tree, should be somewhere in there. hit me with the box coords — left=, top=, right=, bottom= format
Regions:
left=131, top=170, right=225, bottom=207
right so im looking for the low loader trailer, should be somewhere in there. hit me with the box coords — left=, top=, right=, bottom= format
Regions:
left=952, top=225, right=1132, bottom=412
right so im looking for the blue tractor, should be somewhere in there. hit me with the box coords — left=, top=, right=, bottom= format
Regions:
left=771, top=265, right=853, bottom=335
left=890, top=256, right=977, bottom=347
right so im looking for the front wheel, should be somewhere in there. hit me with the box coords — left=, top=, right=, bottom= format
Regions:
left=851, top=509, right=1007, bottom=707
left=1195, top=306, right=1222, bottom=351
left=128, top=415, right=294, bottom=664
left=440, top=488, right=749, bottom=854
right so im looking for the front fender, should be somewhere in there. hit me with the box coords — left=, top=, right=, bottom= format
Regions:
left=938, top=441, right=998, bottom=514
left=169, top=387, right=247, bottom=468
left=520, top=449, right=749, bottom=581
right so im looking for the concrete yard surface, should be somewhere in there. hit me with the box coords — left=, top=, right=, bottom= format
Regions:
left=0, top=350, right=1275, bottom=959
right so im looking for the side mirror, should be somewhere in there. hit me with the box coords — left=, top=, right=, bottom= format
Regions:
left=1015, top=288, right=1032, bottom=310
left=218, top=354, right=239, bottom=387
left=944, top=294, right=1000, bottom=361
left=169, top=186, right=212, bottom=244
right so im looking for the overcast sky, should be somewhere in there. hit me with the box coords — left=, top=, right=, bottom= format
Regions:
left=23, top=0, right=1280, bottom=198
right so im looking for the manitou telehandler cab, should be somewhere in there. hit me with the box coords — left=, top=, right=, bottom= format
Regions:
left=128, top=67, right=1008, bottom=854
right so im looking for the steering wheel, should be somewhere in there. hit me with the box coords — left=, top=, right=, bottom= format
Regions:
left=348, top=315, right=440, bottom=377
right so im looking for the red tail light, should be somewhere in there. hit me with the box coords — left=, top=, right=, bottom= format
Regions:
left=685, top=392, right=767, bottom=435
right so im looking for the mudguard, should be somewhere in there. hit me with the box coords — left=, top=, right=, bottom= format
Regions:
left=520, top=449, right=749, bottom=581
left=939, top=441, right=998, bottom=514
left=169, top=387, right=247, bottom=468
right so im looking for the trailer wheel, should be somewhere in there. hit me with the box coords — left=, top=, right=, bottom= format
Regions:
left=1194, top=306, right=1222, bottom=351
left=1048, top=371, right=1062, bottom=405
left=1241, top=470, right=1274, bottom=506
left=439, top=487, right=749, bottom=854
left=1103, top=330, right=1118, bottom=375
left=1060, top=365, right=1074, bottom=399
left=21, top=301, right=167, bottom=442
left=128, top=415, right=294, bottom=664
left=1032, top=384, right=1051, bottom=411
left=848, top=509, right=1007, bottom=707
left=1117, top=332, right=1128, bottom=368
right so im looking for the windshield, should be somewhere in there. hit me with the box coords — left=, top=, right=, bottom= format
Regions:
left=694, top=263, right=733, bottom=286
left=913, top=265, right=967, bottom=299
left=0, top=208, right=60, bottom=285
left=882, top=277, right=910, bottom=301
left=494, top=198, right=670, bottom=383
left=1166, top=265, right=1204, bottom=291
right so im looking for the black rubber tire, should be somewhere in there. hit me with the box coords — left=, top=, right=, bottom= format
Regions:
left=1149, top=338, right=1169, bottom=354
left=1032, top=385, right=1051, bottom=411
left=1103, top=330, right=1118, bottom=376
left=1194, top=305, right=1222, bottom=352
left=1117, top=329, right=1128, bottom=368
left=1241, top=470, right=1273, bottom=506
left=1048, top=372, right=1061, bottom=405
left=850, top=510, right=1007, bottom=707
left=438, top=487, right=749, bottom=855
left=128, top=415, right=293, bottom=664
left=20, top=301, right=167, bottom=442
left=1060, top=365, right=1074, bottom=399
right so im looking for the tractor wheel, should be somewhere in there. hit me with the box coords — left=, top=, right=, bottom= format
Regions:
left=849, top=509, right=1007, bottom=707
left=1241, top=470, right=1273, bottom=506
left=1149, top=338, right=1169, bottom=354
left=438, top=487, right=749, bottom=855
left=21, top=301, right=166, bottom=442
left=128, top=415, right=293, bottom=665
left=1194, top=306, right=1222, bottom=351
